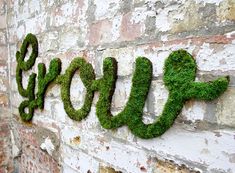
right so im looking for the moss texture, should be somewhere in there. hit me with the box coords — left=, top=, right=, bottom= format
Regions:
left=16, top=34, right=229, bottom=138
left=16, top=33, right=61, bottom=121
left=58, top=58, right=95, bottom=121
left=16, top=33, right=38, bottom=121
left=131, top=50, right=229, bottom=138
left=37, top=58, right=61, bottom=109
left=92, top=50, right=229, bottom=139
left=92, top=57, right=152, bottom=129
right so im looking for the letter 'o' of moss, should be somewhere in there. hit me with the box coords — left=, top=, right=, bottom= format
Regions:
left=59, top=58, right=95, bottom=121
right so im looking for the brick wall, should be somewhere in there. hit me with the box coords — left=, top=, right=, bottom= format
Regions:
left=0, top=0, right=13, bottom=173
left=1, top=0, right=235, bottom=172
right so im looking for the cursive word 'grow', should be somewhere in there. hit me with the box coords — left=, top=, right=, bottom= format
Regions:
left=16, top=34, right=229, bottom=139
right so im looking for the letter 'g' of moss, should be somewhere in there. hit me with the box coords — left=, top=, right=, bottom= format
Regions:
left=16, top=33, right=38, bottom=121
left=16, top=33, right=61, bottom=121
left=59, top=58, right=95, bottom=121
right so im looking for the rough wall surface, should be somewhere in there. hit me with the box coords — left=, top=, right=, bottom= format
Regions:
left=0, top=0, right=235, bottom=172
left=0, top=1, right=13, bottom=172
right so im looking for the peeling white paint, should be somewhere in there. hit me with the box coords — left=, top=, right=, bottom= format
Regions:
left=137, top=126, right=235, bottom=172
left=225, top=31, right=235, bottom=38
left=155, top=9, right=171, bottom=32
left=61, top=144, right=99, bottom=172
left=194, top=0, right=224, bottom=5
left=16, top=24, right=25, bottom=39
left=196, top=43, right=235, bottom=72
left=0, top=66, right=7, bottom=77
left=131, top=7, right=148, bottom=24
left=10, top=130, right=20, bottom=158
left=94, top=0, right=120, bottom=20
left=6, top=0, right=235, bottom=172
left=111, top=16, right=122, bottom=41
left=173, top=13, right=184, bottom=20
left=61, top=3, right=74, bottom=17
left=0, top=79, right=7, bottom=92
left=40, top=137, right=55, bottom=156
left=181, top=101, right=205, bottom=122
left=160, top=35, right=168, bottom=41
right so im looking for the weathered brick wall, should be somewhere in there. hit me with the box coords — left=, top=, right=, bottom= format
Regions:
left=2, top=0, right=235, bottom=172
left=0, top=0, right=13, bottom=172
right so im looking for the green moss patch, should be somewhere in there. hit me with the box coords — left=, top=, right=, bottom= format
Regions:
left=59, top=58, right=95, bottom=121
left=16, top=33, right=61, bottom=121
left=16, top=34, right=229, bottom=139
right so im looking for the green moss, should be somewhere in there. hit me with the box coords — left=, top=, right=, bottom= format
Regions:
left=16, top=33, right=229, bottom=139
left=92, top=57, right=152, bottom=129
left=16, top=33, right=38, bottom=71
left=16, top=33, right=38, bottom=121
left=16, top=34, right=61, bottom=121
left=18, top=100, right=37, bottom=121
left=93, top=50, right=229, bottom=139
left=37, top=58, right=61, bottom=109
left=59, top=58, right=95, bottom=121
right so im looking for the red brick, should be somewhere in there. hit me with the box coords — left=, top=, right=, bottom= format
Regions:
left=0, top=124, right=9, bottom=138
left=0, top=46, right=7, bottom=61
left=0, top=15, right=6, bottom=29
left=88, top=19, right=112, bottom=45
left=120, top=12, right=142, bottom=41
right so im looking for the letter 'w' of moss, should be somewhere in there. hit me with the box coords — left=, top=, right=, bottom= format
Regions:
left=92, top=50, right=229, bottom=139
left=16, top=34, right=229, bottom=139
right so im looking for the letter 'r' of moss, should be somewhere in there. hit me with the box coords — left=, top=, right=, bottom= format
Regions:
left=37, top=58, right=62, bottom=109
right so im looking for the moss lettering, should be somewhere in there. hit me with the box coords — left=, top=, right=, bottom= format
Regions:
left=16, top=33, right=229, bottom=139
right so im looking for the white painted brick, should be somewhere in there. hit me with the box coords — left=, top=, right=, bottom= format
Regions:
left=52, top=99, right=66, bottom=123
left=5, top=1, right=235, bottom=173
left=0, top=78, right=7, bottom=92
left=181, top=101, right=206, bottom=122
left=111, top=78, right=131, bottom=110
left=11, top=91, right=23, bottom=108
left=216, top=88, right=235, bottom=127
left=111, top=15, right=122, bottom=41
left=136, top=125, right=235, bottom=172
left=61, top=128, right=151, bottom=173
left=61, top=144, right=99, bottom=173
left=94, top=0, right=120, bottom=20
left=70, top=75, right=86, bottom=109
left=28, top=0, right=40, bottom=14
left=62, top=164, right=79, bottom=173
left=144, top=80, right=168, bottom=117
left=0, top=65, right=7, bottom=77
left=194, top=0, right=224, bottom=5
left=101, top=47, right=135, bottom=76
left=24, top=13, right=47, bottom=34
left=196, top=43, right=235, bottom=72
left=58, top=30, right=81, bottom=51
left=39, top=31, right=58, bottom=53
left=32, top=115, right=60, bottom=136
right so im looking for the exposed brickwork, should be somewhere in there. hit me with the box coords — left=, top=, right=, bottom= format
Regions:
left=0, top=117, right=13, bottom=173
left=12, top=120, right=60, bottom=173
left=0, top=0, right=235, bottom=172
left=0, top=0, right=12, bottom=172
